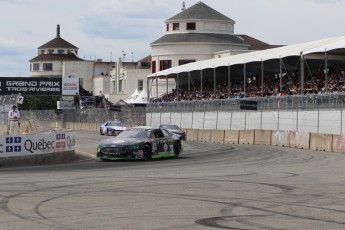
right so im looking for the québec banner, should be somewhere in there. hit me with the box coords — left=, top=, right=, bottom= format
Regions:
left=0, top=77, right=79, bottom=96
left=0, top=132, right=75, bottom=158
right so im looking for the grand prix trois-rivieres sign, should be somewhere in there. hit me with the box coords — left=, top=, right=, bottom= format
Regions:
left=0, top=77, right=79, bottom=96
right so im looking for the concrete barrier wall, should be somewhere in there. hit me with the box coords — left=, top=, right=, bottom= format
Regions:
left=332, top=135, right=345, bottom=153
left=198, top=129, right=211, bottom=142
left=224, top=130, right=239, bottom=144
left=186, top=129, right=198, bottom=142
left=0, top=131, right=75, bottom=167
left=254, top=130, right=272, bottom=146
left=81, top=123, right=90, bottom=131
left=310, top=133, right=333, bottom=152
left=271, top=131, right=290, bottom=147
left=239, top=130, right=255, bottom=144
left=289, top=131, right=310, bottom=149
left=210, top=130, right=225, bottom=143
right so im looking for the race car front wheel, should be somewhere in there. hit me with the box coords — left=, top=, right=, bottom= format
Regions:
left=143, top=144, right=152, bottom=161
left=174, top=142, right=180, bottom=158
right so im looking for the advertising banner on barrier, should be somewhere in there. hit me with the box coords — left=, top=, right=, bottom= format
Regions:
left=0, top=132, right=75, bottom=157
left=0, top=77, right=80, bottom=96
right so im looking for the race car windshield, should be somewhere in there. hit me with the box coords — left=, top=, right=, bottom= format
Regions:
left=118, top=129, right=151, bottom=139
left=161, top=125, right=180, bottom=130
left=108, top=121, right=124, bottom=126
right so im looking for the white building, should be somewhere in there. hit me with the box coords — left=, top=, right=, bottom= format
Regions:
left=149, top=1, right=279, bottom=98
left=29, top=25, right=151, bottom=103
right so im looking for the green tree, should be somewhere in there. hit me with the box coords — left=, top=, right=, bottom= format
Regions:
left=19, top=96, right=59, bottom=110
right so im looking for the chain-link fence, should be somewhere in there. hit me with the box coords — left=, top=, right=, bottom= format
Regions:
left=0, top=106, right=147, bottom=128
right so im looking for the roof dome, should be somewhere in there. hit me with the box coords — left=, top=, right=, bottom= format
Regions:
left=166, top=1, right=234, bottom=22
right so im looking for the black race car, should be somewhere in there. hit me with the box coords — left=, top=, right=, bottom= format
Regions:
left=158, top=124, right=186, bottom=140
left=97, top=126, right=183, bottom=161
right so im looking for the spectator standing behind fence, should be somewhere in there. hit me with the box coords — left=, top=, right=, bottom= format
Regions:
left=99, top=91, right=104, bottom=107
left=8, top=105, right=20, bottom=135
left=74, top=92, right=80, bottom=109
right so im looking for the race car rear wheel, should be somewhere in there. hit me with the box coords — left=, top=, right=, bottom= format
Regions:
left=143, top=144, right=152, bottom=161
left=174, top=142, right=180, bottom=158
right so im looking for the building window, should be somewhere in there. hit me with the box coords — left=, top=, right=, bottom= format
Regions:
left=138, top=79, right=143, bottom=91
left=152, top=61, right=156, bottom=73
left=43, top=63, right=53, bottom=71
left=166, top=24, right=169, bottom=31
left=48, top=49, right=54, bottom=54
left=40, top=50, right=45, bottom=54
left=58, top=49, right=64, bottom=54
left=179, top=59, right=196, bottom=65
left=186, top=22, right=196, bottom=30
left=33, top=63, right=39, bottom=71
left=112, top=81, right=116, bottom=93
left=119, top=79, right=123, bottom=92
left=160, top=60, right=172, bottom=70
left=173, top=23, right=179, bottom=31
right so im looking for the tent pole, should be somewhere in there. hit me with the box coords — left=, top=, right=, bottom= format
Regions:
left=166, top=75, right=168, bottom=95
left=214, top=67, right=216, bottom=98
left=176, top=74, right=179, bottom=101
left=300, top=53, right=305, bottom=95
left=228, top=65, right=231, bottom=98
left=243, top=63, right=246, bottom=96
left=200, top=69, right=203, bottom=99
left=188, top=72, right=191, bottom=100
left=325, top=50, right=328, bottom=93
left=147, top=78, right=150, bottom=102
left=279, top=58, right=283, bottom=95
left=261, top=59, right=264, bottom=97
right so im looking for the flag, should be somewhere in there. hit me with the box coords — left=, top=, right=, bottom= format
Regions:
left=16, top=95, right=24, bottom=104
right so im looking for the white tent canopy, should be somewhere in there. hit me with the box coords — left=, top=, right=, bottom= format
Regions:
left=148, top=36, right=345, bottom=78
left=125, top=88, right=148, bottom=104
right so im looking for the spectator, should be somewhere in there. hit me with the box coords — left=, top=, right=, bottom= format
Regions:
left=74, top=92, right=80, bottom=109
left=8, top=105, right=20, bottom=135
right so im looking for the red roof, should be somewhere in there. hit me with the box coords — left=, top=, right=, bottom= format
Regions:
left=30, top=54, right=84, bottom=62
left=38, top=37, right=78, bottom=49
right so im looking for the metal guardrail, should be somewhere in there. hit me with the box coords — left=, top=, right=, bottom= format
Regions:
left=0, top=107, right=147, bottom=127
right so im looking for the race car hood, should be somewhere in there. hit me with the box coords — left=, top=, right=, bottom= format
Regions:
left=107, top=125, right=127, bottom=131
left=99, top=137, right=147, bottom=147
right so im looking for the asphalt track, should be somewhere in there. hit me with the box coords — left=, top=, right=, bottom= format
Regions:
left=1, top=131, right=345, bottom=230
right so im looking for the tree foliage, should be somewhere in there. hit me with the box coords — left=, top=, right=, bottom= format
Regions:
left=18, top=96, right=59, bottom=110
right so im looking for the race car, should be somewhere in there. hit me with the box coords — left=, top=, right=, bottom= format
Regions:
left=100, top=121, right=127, bottom=136
left=158, top=124, right=186, bottom=140
left=97, top=126, right=183, bottom=161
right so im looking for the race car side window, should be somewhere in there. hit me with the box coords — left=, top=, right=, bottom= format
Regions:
left=161, top=129, right=170, bottom=137
left=154, top=130, right=164, bottom=138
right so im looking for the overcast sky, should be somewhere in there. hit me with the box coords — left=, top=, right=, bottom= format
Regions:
left=1, top=0, right=345, bottom=77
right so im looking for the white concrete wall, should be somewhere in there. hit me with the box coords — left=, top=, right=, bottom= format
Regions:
left=147, top=109, right=345, bottom=135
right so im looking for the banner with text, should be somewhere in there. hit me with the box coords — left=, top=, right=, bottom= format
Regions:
left=0, top=77, right=80, bottom=96
left=0, top=131, right=75, bottom=157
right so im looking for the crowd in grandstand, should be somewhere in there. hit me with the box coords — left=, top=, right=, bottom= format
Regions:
left=151, top=67, right=345, bottom=102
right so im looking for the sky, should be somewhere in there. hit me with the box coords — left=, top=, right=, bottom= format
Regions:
left=1, top=0, right=345, bottom=77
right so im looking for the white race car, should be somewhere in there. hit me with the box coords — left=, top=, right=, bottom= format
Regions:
left=100, top=121, right=127, bottom=136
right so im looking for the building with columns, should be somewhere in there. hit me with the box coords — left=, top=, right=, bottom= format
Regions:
left=149, top=1, right=279, bottom=98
